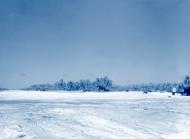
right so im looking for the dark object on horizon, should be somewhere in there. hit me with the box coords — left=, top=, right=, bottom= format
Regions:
left=183, top=76, right=190, bottom=96
left=178, top=75, right=190, bottom=96
left=143, top=91, right=148, bottom=94
left=0, top=88, right=8, bottom=91
left=182, top=87, right=190, bottom=96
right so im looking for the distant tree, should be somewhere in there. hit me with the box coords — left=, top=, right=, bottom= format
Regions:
left=54, top=79, right=66, bottom=90
left=66, top=81, right=79, bottom=91
left=181, top=75, right=190, bottom=96
left=94, top=77, right=113, bottom=92
left=177, top=83, right=184, bottom=94
left=79, top=80, right=93, bottom=92
left=183, top=75, right=190, bottom=88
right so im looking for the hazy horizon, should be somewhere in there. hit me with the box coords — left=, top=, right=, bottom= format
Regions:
left=0, top=0, right=190, bottom=89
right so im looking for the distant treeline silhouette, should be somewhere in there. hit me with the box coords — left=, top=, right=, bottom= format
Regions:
left=24, top=76, right=177, bottom=93
left=20, top=75, right=190, bottom=95
left=24, top=77, right=113, bottom=92
left=0, top=88, right=8, bottom=91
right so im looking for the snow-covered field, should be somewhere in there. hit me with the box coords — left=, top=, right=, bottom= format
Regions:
left=0, top=91, right=190, bottom=139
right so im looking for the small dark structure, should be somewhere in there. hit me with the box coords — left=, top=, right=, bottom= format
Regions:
left=183, top=87, right=190, bottom=96
left=143, top=91, right=148, bottom=94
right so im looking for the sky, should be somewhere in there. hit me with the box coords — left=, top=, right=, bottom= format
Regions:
left=0, top=0, right=190, bottom=89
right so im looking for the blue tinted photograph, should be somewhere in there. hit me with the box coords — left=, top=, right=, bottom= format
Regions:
left=0, top=0, right=190, bottom=138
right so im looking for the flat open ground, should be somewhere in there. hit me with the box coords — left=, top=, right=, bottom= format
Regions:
left=0, top=91, right=190, bottom=139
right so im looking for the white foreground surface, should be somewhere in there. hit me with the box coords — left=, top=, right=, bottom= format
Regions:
left=0, top=91, right=190, bottom=139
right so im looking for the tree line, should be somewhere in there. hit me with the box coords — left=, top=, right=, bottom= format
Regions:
left=24, top=77, right=113, bottom=92
left=24, top=76, right=177, bottom=93
left=176, top=75, right=190, bottom=96
left=10, top=75, right=190, bottom=95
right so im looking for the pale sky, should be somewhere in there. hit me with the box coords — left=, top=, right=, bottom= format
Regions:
left=0, top=0, right=190, bottom=89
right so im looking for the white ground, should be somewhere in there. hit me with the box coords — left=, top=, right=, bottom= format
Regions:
left=0, top=91, right=190, bottom=139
